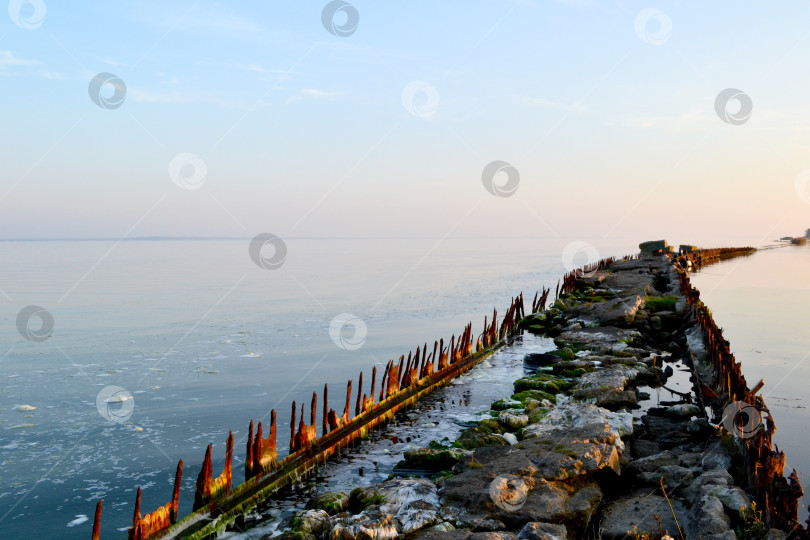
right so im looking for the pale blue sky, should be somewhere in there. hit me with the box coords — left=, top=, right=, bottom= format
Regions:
left=2, top=1, right=810, bottom=244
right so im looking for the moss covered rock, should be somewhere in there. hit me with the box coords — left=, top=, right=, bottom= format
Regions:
left=401, top=447, right=470, bottom=470
left=306, top=491, right=349, bottom=515
left=513, top=373, right=574, bottom=394
left=348, top=487, right=386, bottom=514
left=512, top=389, right=557, bottom=405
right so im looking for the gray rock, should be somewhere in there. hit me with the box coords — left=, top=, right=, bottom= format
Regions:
left=376, top=478, right=440, bottom=534
left=488, top=473, right=530, bottom=514
left=523, top=402, right=633, bottom=446
left=686, top=418, right=715, bottom=439
left=678, top=452, right=704, bottom=468
left=566, top=295, right=644, bottom=326
left=666, top=403, right=701, bottom=418
left=499, top=411, right=529, bottom=430
left=639, top=465, right=694, bottom=490
left=469, top=533, right=518, bottom=540
left=639, top=240, right=668, bottom=254
left=416, top=529, right=472, bottom=540
left=328, top=508, right=399, bottom=540
left=602, top=271, right=656, bottom=297
left=346, top=478, right=439, bottom=535
left=454, top=513, right=505, bottom=532
left=573, top=366, right=638, bottom=399
left=290, top=509, right=329, bottom=536
left=688, top=495, right=731, bottom=537
left=702, top=449, right=732, bottom=471
left=514, top=482, right=601, bottom=538
left=699, top=484, right=751, bottom=519
left=272, top=531, right=315, bottom=540
left=689, top=469, right=734, bottom=494
left=630, top=439, right=661, bottom=459
left=306, top=491, right=350, bottom=514
left=626, top=450, right=680, bottom=474
left=599, top=491, right=688, bottom=539
left=402, top=448, right=472, bottom=470
left=558, top=327, right=641, bottom=353
left=596, top=390, right=637, bottom=410
left=517, top=522, right=568, bottom=540
left=703, top=531, right=738, bottom=540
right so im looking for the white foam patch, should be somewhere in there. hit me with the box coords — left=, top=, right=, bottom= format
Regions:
left=67, top=515, right=88, bottom=527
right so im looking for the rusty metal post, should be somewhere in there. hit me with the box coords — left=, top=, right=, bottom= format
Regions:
left=92, top=499, right=102, bottom=540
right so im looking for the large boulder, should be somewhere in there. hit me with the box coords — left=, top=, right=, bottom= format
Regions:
left=328, top=508, right=399, bottom=540
left=687, top=495, right=731, bottom=538
left=573, top=366, right=638, bottom=400
left=598, top=490, right=689, bottom=539
left=517, top=522, right=568, bottom=540
left=341, top=478, right=440, bottom=535
left=638, top=465, right=694, bottom=490
left=523, top=403, right=633, bottom=445
left=306, top=491, right=349, bottom=514
left=566, top=295, right=644, bottom=327
left=558, top=327, right=642, bottom=353
left=698, top=484, right=751, bottom=520
left=289, top=509, right=330, bottom=536
left=402, top=447, right=472, bottom=470
left=625, top=450, right=680, bottom=474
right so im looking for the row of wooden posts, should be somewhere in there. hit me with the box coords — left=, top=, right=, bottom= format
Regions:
left=91, top=290, right=540, bottom=539
left=674, top=256, right=805, bottom=533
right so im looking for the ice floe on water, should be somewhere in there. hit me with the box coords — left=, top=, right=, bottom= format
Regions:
left=66, top=515, right=88, bottom=527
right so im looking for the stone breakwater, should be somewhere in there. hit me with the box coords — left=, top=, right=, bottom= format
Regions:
left=269, top=250, right=806, bottom=540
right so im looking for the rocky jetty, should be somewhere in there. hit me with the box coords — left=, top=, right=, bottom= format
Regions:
left=268, top=249, right=800, bottom=540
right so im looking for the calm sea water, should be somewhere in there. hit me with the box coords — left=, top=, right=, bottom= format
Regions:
left=690, top=245, right=810, bottom=521
left=0, top=237, right=639, bottom=539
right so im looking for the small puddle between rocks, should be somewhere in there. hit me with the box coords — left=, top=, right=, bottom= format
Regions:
left=635, top=355, right=696, bottom=417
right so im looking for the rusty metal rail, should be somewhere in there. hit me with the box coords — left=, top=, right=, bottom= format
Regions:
left=674, top=250, right=804, bottom=532
left=91, top=292, right=540, bottom=539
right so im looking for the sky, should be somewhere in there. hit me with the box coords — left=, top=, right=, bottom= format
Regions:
left=1, top=0, right=810, bottom=245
